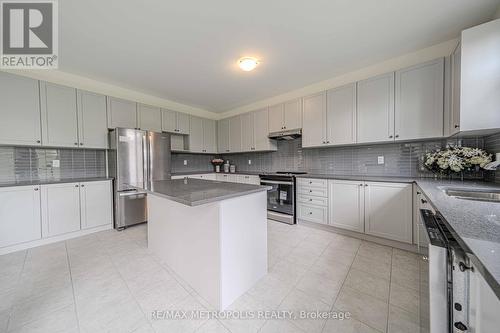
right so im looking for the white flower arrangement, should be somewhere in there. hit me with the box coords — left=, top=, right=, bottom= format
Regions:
left=424, top=146, right=492, bottom=174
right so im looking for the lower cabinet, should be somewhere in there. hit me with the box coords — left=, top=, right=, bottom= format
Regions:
left=364, top=182, right=413, bottom=243
left=41, top=182, right=81, bottom=238
left=80, top=181, right=113, bottom=230
left=0, top=185, right=41, bottom=248
left=328, top=180, right=364, bottom=232
left=297, top=204, right=328, bottom=224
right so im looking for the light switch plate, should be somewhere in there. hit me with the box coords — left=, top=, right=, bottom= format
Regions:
left=52, top=159, right=60, bottom=168
left=183, top=160, right=188, bottom=165
left=248, top=159, right=252, bottom=165
left=377, top=156, right=384, bottom=165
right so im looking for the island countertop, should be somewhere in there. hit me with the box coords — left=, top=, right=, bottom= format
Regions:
left=129, top=178, right=269, bottom=206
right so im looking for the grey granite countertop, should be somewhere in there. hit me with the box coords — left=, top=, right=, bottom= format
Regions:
left=172, top=171, right=262, bottom=176
left=295, top=174, right=415, bottom=183
left=0, top=177, right=113, bottom=188
left=129, top=178, right=269, bottom=206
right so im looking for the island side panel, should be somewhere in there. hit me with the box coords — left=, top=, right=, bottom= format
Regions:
left=147, top=194, right=222, bottom=308
left=219, top=191, right=268, bottom=310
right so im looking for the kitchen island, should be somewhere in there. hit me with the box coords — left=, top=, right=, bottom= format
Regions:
left=131, top=178, right=269, bottom=310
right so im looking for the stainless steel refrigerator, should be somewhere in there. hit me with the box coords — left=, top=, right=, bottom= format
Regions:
left=108, top=128, right=171, bottom=229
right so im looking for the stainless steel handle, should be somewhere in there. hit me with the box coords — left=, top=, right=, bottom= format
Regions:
left=80, top=143, right=84, bottom=145
left=36, top=140, right=41, bottom=143
left=395, top=134, right=399, bottom=138
left=75, top=184, right=79, bottom=187
left=454, top=124, right=459, bottom=128
left=81, top=184, right=85, bottom=187
left=260, top=180, right=293, bottom=185
left=421, top=199, right=428, bottom=204
left=74, top=142, right=78, bottom=145
left=119, top=191, right=147, bottom=198
left=34, top=187, right=39, bottom=191
left=359, top=183, right=363, bottom=186
left=389, top=135, right=393, bottom=139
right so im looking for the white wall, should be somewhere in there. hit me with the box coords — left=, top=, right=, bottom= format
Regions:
left=219, top=38, right=459, bottom=119
left=1, top=69, right=218, bottom=119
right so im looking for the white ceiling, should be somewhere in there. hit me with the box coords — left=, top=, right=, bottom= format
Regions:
left=60, top=0, right=499, bottom=112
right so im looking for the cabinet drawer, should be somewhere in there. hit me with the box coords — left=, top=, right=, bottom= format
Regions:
left=297, top=186, right=328, bottom=197
left=297, top=204, right=327, bottom=224
left=297, top=195, right=328, bottom=207
left=297, top=178, right=327, bottom=188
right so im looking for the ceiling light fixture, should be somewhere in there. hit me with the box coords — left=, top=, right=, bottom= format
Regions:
left=238, top=57, right=259, bottom=71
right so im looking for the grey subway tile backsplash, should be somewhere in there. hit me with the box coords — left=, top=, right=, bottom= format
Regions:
left=0, top=146, right=107, bottom=184
left=484, top=133, right=500, bottom=183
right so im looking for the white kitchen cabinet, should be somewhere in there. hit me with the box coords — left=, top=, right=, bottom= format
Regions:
left=137, top=104, right=162, bottom=132
left=0, top=72, right=42, bottom=146
left=395, top=58, right=444, bottom=141
left=241, top=112, right=255, bottom=151
left=449, top=43, right=461, bottom=136
left=217, top=118, right=230, bottom=153
left=268, top=99, right=302, bottom=133
left=162, top=109, right=190, bottom=134
left=254, top=108, right=277, bottom=151
left=80, top=181, right=113, bottom=229
left=364, top=182, right=413, bottom=243
left=469, top=262, right=500, bottom=332
left=326, top=83, right=357, bottom=145
left=107, top=97, right=137, bottom=129
left=216, top=173, right=237, bottom=182
left=40, top=82, right=79, bottom=148
left=283, top=98, right=302, bottom=130
left=237, top=174, right=260, bottom=185
left=41, top=182, right=81, bottom=238
left=328, top=180, right=364, bottom=232
left=229, top=116, right=242, bottom=153
left=460, top=19, right=500, bottom=134
left=189, top=116, right=204, bottom=153
left=297, top=204, right=328, bottom=225
left=77, top=90, right=108, bottom=149
left=302, top=92, right=327, bottom=147
left=357, top=72, right=395, bottom=143
left=203, top=118, right=217, bottom=153
left=0, top=186, right=41, bottom=248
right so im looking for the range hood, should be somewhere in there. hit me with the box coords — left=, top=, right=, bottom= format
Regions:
left=268, top=128, right=302, bottom=140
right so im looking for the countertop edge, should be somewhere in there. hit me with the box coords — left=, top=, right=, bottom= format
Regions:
left=0, top=178, right=113, bottom=188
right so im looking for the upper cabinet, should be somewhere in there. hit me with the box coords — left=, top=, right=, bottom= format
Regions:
left=0, top=72, right=42, bottom=146
left=449, top=43, right=461, bottom=136
left=357, top=72, right=395, bottom=144
left=268, top=98, right=302, bottom=133
left=241, top=112, right=255, bottom=151
left=326, top=84, right=357, bottom=145
left=107, top=97, right=137, bottom=129
left=161, top=109, right=190, bottom=135
left=229, top=116, right=242, bottom=153
left=458, top=19, right=500, bottom=134
left=77, top=90, right=108, bottom=149
left=137, top=104, right=162, bottom=132
left=188, top=116, right=204, bottom=153
left=302, top=92, right=327, bottom=148
left=218, top=118, right=230, bottom=153
left=395, top=58, right=444, bottom=141
left=40, top=82, right=79, bottom=148
left=202, top=118, right=217, bottom=153
left=241, top=108, right=277, bottom=152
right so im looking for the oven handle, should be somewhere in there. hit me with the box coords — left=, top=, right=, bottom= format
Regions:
left=260, top=180, right=293, bottom=185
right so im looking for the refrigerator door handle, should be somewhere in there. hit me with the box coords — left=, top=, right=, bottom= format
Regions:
left=143, top=131, right=149, bottom=187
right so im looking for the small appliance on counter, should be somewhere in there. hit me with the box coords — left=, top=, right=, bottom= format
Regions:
left=259, top=171, right=307, bottom=224
left=230, top=165, right=236, bottom=173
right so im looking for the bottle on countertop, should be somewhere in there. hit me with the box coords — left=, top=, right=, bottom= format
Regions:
left=230, top=165, right=236, bottom=173
left=224, top=160, right=230, bottom=173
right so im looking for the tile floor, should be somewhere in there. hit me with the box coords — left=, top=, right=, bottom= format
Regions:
left=0, top=221, right=428, bottom=333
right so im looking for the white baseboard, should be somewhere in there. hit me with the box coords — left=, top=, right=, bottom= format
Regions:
left=0, top=224, right=113, bottom=255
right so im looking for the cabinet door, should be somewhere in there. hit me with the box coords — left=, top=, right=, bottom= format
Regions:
left=137, top=104, right=162, bottom=132
left=326, top=84, right=356, bottom=145
left=328, top=180, right=364, bottom=232
left=41, top=183, right=81, bottom=238
left=161, top=109, right=177, bottom=133
left=297, top=204, right=328, bottom=224
left=241, top=112, right=255, bottom=151
left=254, top=108, right=276, bottom=151
left=176, top=112, right=190, bottom=135
left=228, top=116, right=242, bottom=153
left=302, top=92, right=327, bottom=148
left=0, top=186, right=41, bottom=248
left=189, top=116, right=204, bottom=153
left=357, top=73, right=395, bottom=143
left=0, top=72, right=42, bottom=146
left=80, top=181, right=112, bottom=229
left=469, top=263, right=500, bottom=332
left=77, top=90, right=108, bottom=149
left=450, top=43, right=461, bottom=135
left=268, top=103, right=284, bottom=133
left=217, top=118, right=230, bottom=153
left=202, top=118, right=217, bottom=153
left=283, top=98, right=302, bottom=130
left=395, top=58, right=444, bottom=141
left=40, top=82, right=79, bottom=147
left=107, top=97, right=137, bottom=129
left=364, top=182, right=412, bottom=243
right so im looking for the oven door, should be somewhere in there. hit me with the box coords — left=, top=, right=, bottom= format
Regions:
left=260, top=179, right=294, bottom=216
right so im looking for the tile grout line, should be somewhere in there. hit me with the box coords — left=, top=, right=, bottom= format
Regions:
left=65, top=241, right=82, bottom=333
left=386, top=248, right=394, bottom=333
left=5, top=250, right=29, bottom=332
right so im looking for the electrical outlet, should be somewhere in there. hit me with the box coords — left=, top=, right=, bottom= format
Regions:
left=183, top=160, right=188, bottom=166
left=248, top=159, right=252, bottom=165
left=377, top=156, right=384, bottom=165
left=52, top=160, right=60, bottom=168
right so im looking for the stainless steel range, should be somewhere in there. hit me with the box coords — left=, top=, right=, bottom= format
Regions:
left=259, top=172, right=307, bottom=225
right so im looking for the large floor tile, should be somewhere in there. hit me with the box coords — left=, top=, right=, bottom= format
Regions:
left=268, top=258, right=309, bottom=286
left=150, top=295, right=207, bottom=333
left=357, top=242, right=392, bottom=265
left=219, top=293, right=266, bottom=333
left=134, top=278, right=190, bottom=319
left=246, top=275, right=293, bottom=310
left=334, top=287, right=388, bottom=333
left=260, top=319, right=305, bottom=333
left=387, top=305, right=419, bottom=333
left=295, top=270, right=343, bottom=306
left=8, top=304, right=78, bottom=333
left=309, top=257, right=350, bottom=282
left=196, top=319, right=230, bottom=333
left=389, top=283, right=419, bottom=315
left=323, top=314, right=382, bottom=333
left=344, top=268, right=390, bottom=302
left=351, top=255, right=391, bottom=281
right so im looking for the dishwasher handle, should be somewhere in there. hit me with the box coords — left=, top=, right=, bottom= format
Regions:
left=420, top=209, right=446, bottom=248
